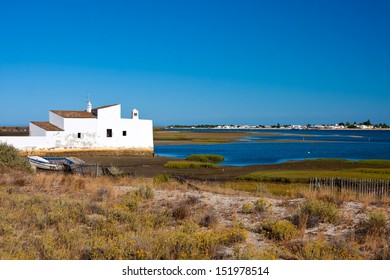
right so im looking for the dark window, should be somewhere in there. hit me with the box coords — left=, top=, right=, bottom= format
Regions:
left=107, top=129, right=112, bottom=138
left=134, top=113, right=138, bottom=117
left=123, top=131, right=127, bottom=136
left=77, top=133, right=81, bottom=139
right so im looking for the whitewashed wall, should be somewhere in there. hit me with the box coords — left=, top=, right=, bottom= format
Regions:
left=1, top=104, right=153, bottom=151
left=94, top=105, right=153, bottom=149
left=29, top=123, right=47, bottom=137
left=0, top=136, right=56, bottom=150
left=120, top=119, right=154, bottom=148
left=49, top=112, right=65, bottom=130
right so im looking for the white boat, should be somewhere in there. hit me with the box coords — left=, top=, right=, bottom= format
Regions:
left=28, top=156, right=65, bottom=171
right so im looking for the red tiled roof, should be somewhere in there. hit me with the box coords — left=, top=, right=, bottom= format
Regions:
left=31, top=122, right=64, bottom=131
left=50, top=110, right=96, bottom=118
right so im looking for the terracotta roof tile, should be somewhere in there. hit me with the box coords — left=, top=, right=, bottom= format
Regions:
left=31, top=122, right=64, bottom=131
left=50, top=110, right=97, bottom=118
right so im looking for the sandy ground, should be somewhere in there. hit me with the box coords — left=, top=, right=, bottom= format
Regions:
left=114, top=184, right=389, bottom=258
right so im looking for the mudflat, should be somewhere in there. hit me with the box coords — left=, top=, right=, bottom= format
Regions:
left=14, top=129, right=390, bottom=180
left=73, top=153, right=390, bottom=181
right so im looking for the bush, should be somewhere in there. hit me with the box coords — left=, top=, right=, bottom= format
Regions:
left=253, top=199, right=271, bottom=213
left=241, top=203, right=254, bottom=214
left=0, top=143, right=31, bottom=172
left=241, top=200, right=271, bottom=214
left=172, top=204, right=190, bottom=220
left=261, top=219, right=298, bottom=241
left=358, top=209, right=388, bottom=237
left=93, top=187, right=111, bottom=202
left=289, top=239, right=362, bottom=260
left=135, top=186, right=154, bottom=200
left=107, top=165, right=123, bottom=177
left=199, top=212, right=218, bottom=228
left=186, top=154, right=225, bottom=163
left=219, top=225, right=248, bottom=245
left=153, top=173, right=171, bottom=184
left=292, top=199, right=339, bottom=228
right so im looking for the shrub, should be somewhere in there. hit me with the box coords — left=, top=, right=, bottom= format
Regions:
left=241, top=203, right=254, bottom=214
left=107, top=165, right=123, bottom=177
left=241, top=200, right=271, bottom=214
left=172, top=203, right=190, bottom=220
left=0, top=143, right=31, bottom=172
left=261, top=219, right=298, bottom=241
left=219, top=225, right=248, bottom=245
left=153, top=173, right=171, bottom=184
left=199, top=212, right=218, bottom=228
left=290, top=239, right=362, bottom=260
left=186, top=154, right=225, bottom=163
left=358, top=209, right=388, bottom=238
left=253, top=199, right=271, bottom=213
left=185, top=195, right=200, bottom=205
left=292, top=199, right=339, bottom=228
left=93, top=187, right=110, bottom=202
left=124, top=199, right=139, bottom=211
left=135, top=186, right=154, bottom=200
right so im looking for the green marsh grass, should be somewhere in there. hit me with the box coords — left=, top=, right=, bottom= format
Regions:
left=186, top=154, right=225, bottom=163
left=165, top=161, right=220, bottom=169
left=238, top=168, right=390, bottom=183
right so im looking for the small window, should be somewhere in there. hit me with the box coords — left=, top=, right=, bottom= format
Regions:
left=107, top=129, right=113, bottom=138
left=123, top=131, right=127, bottom=136
left=77, top=133, right=81, bottom=139
left=134, top=113, right=138, bottom=117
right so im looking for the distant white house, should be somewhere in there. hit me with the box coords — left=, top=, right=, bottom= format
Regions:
left=0, top=102, right=154, bottom=152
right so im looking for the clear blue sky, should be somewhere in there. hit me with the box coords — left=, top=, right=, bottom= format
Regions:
left=1, top=0, right=389, bottom=126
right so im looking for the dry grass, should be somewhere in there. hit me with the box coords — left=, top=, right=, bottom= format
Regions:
left=0, top=166, right=389, bottom=260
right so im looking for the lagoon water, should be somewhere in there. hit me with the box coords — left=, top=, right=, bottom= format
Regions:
left=155, top=129, right=390, bottom=166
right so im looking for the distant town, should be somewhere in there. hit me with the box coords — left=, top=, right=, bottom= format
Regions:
left=169, top=120, right=390, bottom=130
left=1, top=119, right=389, bottom=135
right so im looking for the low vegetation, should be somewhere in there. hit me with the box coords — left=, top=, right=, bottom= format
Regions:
left=260, top=219, right=298, bottom=241
left=238, top=163, right=390, bottom=183
left=165, top=154, right=224, bottom=169
left=0, top=166, right=389, bottom=260
left=153, top=131, right=250, bottom=143
left=165, top=161, right=220, bottom=169
left=0, top=146, right=389, bottom=260
left=186, top=154, right=225, bottom=163
left=291, top=199, right=339, bottom=229
left=0, top=143, right=31, bottom=172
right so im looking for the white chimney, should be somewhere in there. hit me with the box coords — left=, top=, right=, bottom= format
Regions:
left=132, top=109, right=139, bottom=120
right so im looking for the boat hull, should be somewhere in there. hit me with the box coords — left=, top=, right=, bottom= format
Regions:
left=28, top=156, right=64, bottom=171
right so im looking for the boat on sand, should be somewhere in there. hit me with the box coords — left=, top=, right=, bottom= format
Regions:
left=28, top=156, right=84, bottom=171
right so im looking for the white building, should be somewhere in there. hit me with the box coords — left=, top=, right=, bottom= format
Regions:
left=0, top=102, right=154, bottom=153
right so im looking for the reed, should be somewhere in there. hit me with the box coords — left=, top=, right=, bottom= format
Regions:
left=239, top=168, right=390, bottom=182
left=186, top=154, right=225, bottom=163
